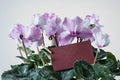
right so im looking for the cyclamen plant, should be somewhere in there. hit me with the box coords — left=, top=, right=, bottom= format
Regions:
left=2, top=13, right=120, bottom=80
left=9, top=13, right=109, bottom=48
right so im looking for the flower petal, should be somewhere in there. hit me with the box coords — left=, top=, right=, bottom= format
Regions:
left=94, top=31, right=110, bottom=48
left=8, top=24, right=25, bottom=44
left=58, top=31, right=74, bottom=45
left=63, top=17, right=74, bottom=31
left=45, top=16, right=61, bottom=37
left=27, top=26, right=43, bottom=46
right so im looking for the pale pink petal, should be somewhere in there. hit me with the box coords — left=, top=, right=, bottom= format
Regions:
left=73, top=16, right=83, bottom=32
left=63, top=17, right=74, bottom=31
left=33, top=13, right=48, bottom=26
left=59, top=35, right=74, bottom=46
left=8, top=24, right=25, bottom=44
left=94, top=31, right=110, bottom=48
left=27, top=26, right=43, bottom=46
left=79, top=28, right=93, bottom=40
left=45, top=16, right=61, bottom=37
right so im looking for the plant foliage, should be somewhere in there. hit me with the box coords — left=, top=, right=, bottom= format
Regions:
left=2, top=47, right=120, bottom=80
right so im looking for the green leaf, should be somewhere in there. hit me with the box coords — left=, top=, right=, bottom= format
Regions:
left=16, top=56, right=30, bottom=62
left=48, top=46, right=56, bottom=48
left=98, top=49, right=106, bottom=60
left=29, top=68, right=44, bottom=80
left=41, top=48, right=51, bottom=60
left=99, top=52, right=117, bottom=69
left=17, top=46, right=34, bottom=56
left=1, top=70, right=16, bottom=80
left=74, top=60, right=96, bottom=80
left=111, top=68, right=120, bottom=76
left=17, top=64, right=29, bottom=76
left=11, top=64, right=33, bottom=76
left=61, top=69, right=75, bottom=80
left=17, top=46, right=24, bottom=51
left=2, top=64, right=60, bottom=80
left=106, top=52, right=118, bottom=71
left=41, top=48, right=51, bottom=55
left=28, top=54, right=40, bottom=61
left=41, top=65, right=61, bottom=80
left=98, top=59, right=115, bottom=68
left=93, top=63, right=114, bottom=80
left=117, top=60, right=120, bottom=68
left=106, top=52, right=117, bottom=63
left=110, top=60, right=120, bottom=76
left=28, top=54, right=43, bottom=66
left=39, top=49, right=51, bottom=65
left=26, top=48, right=35, bottom=55
left=2, top=64, right=32, bottom=80
left=96, top=52, right=119, bottom=78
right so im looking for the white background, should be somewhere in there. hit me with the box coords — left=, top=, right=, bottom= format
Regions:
left=0, top=0, right=120, bottom=79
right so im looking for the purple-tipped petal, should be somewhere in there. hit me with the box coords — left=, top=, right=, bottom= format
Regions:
left=79, top=28, right=93, bottom=40
left=45, top=16, right=61, bottom=37
left=8, top=24, right=25, bottom=44
left=27, top=26, right=43, bottom=46
left=63, top=17, right=74, bottom=31
left=8, top=24, right=33, bottom=48
left=59, top=34, right=74, bottom=46
left=84, top=14, right=99, bottom=25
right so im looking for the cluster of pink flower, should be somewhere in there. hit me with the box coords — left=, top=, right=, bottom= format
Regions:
left=9, top=13, right=110, bottom=48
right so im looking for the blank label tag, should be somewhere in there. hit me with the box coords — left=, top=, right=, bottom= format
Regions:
left=49, top=40, right=94, bottom=71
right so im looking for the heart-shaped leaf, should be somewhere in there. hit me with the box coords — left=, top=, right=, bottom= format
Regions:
left=74, top=60, right=96, bottom=80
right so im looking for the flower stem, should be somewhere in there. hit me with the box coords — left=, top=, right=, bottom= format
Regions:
left=44, top=47, right=52, bottom=54
left=22, top=40, right=28, bottom=59
left=42, top=32, right=45, bottom=47
left=37, top=46, right=45, bottom=66
left=54, top=35, right=59, bottom=47
left=49, top=35, right=59, bottom=47
left=80, top=38, right=83, bottom=42
left=77, top=37, right=79, bottom=43
left=93, top=49, right=99, bottom=64
left=17, top=44, right=23, bottom=57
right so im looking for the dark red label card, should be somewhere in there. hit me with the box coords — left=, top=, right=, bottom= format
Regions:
left=49, top=40, right=94, bottom=71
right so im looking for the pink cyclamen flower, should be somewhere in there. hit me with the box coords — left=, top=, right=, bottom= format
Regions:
left=45, top=15, right=61, bottom=37
left=27, top=25, right=43, bottom=46
left=32, top=13, right=55, bottom=30
left=59, top=16, right=93, bottom=45
left=83, top=14, right=102, bottom=34
left=73, top=17, right=93, bottom=40
left=9, top=24, right=24, bottom=43
left=84, top=14, right=99, bottom=26
left=8, top=24, right=32, bottom=47
left=58, top=17, right=78, bottom=45
left=32, top=13, right=48, bottom=26
left=94, top=31, right=110, bottom=48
